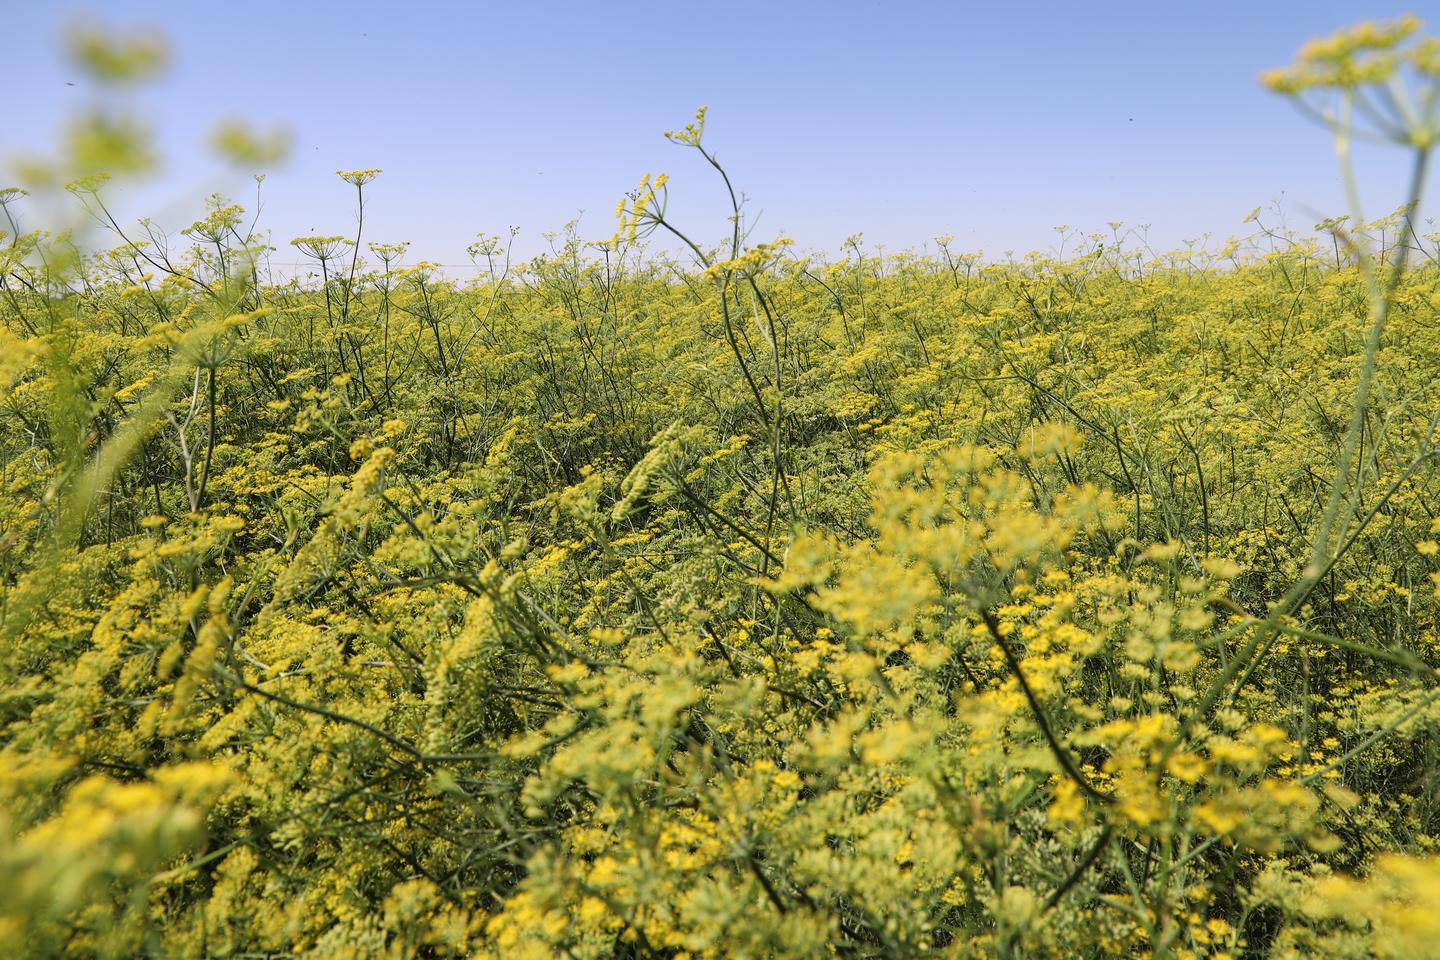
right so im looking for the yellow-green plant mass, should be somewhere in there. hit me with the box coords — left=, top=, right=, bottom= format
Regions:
left=5, top=15, right=1440, bottom=960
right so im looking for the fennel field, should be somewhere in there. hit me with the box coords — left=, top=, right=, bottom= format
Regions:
left=4, top=14, right=1440, bottom=960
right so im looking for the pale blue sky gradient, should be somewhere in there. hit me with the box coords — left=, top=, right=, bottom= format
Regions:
left=7, top=1, right=1439, bottom=272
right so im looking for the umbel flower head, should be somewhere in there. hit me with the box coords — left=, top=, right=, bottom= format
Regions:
left=1262, top=14, right=1440, bottom=147
left=612, top=172, right=670, bottom=244
left=211, top=119, right=291, bottom=168
left=65, top=22, right=169, bottom=86
left=337, top=168, right=382, bottom=188
left=290, top=235, right=353, bottom=261
left=664, top=105, right=708, bottom=147
left=1262, top=15, right=1420, bottom=92
left=367, top=241, right=409, bottom=266
left=180, top=194, right=245, bottom=243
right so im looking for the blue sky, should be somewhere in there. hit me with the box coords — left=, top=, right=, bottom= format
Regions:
left=7, top=1, right=1438, bottom=272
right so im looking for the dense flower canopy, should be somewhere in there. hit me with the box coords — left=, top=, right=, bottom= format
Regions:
left=3, top=15, right=1440, bottom=960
